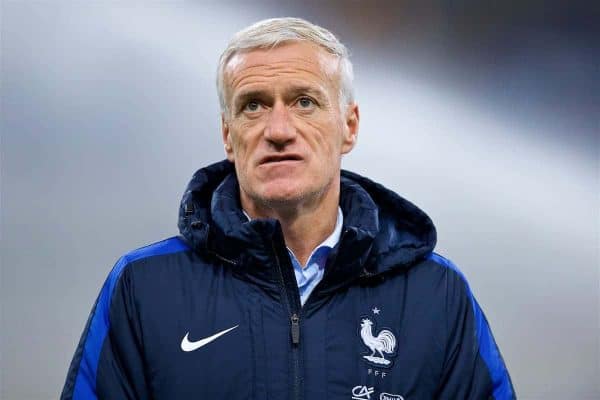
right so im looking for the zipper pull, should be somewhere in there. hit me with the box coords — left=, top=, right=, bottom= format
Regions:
left=291, top=313, right=300, bottom=345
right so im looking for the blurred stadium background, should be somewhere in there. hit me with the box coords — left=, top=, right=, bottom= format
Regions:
left=2, top=1, right=598, bottom=398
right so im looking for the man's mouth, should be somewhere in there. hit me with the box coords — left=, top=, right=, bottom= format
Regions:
left=259, top=154, right=303, bottom=165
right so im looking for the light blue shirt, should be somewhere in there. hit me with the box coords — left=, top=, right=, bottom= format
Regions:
left=288, top=207, right=343, bottom=305
left=243, top=207, right=344, bottom=306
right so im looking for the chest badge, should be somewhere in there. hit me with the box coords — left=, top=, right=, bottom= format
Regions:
left=359, top=316, right=397, bottom=367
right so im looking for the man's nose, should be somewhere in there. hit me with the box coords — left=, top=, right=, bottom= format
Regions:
left=264, top=101, right=296, bottom=147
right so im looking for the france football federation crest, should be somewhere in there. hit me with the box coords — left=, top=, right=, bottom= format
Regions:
left=358, top=309, right=398, bottom=368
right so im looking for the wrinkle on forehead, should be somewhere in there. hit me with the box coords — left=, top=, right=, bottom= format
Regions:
left=223, top=43, right=341, bottom=108
left=230, top=61, right=326, bottom=90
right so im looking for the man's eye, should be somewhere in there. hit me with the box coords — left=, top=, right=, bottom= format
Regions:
left=297, top=97, right=315, bottom=108
left=244, top=101, right=261, bottom=112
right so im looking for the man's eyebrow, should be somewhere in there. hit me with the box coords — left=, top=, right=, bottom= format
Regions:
left=233, top=90, right=266, bottom=106
left=233, top=86, right=326, bottom=106
left=286, top=85, right=326, bottom=99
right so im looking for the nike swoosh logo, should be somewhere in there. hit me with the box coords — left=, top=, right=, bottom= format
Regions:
left=180, top=325, right=239, bottom=352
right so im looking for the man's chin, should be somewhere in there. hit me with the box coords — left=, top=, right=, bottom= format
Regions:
left=251, top=185, right=311, bottom=209
left=242, top=177, right=326, bottom=212
left=259, top=192, right=304, bottom=207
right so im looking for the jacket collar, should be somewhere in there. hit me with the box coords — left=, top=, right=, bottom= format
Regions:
left=178, top=160, right=436, bottom=288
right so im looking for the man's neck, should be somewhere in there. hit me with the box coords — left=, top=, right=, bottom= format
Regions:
left=241, top=184, right=340, bottom=267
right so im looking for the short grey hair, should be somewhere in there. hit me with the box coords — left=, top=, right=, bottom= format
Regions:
left=217, top=17, right=354, bottom=115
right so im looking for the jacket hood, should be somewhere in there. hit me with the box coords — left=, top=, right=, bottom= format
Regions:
left=178, top=160, right=436, bottom=281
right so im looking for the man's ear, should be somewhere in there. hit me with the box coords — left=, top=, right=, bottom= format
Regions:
left=341, top=103, right=359, bottom=154
left=221, top=114, right=235, bottom=162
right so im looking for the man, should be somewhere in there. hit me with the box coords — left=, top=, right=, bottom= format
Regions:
left=61, top=17, right=515, bottom=399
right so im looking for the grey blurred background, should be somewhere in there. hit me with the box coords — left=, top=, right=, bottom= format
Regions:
left=1, top=1, right=598, bottom=399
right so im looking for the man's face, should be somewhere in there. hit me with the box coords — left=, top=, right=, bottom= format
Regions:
left=221, top=41, right=359, bottom=210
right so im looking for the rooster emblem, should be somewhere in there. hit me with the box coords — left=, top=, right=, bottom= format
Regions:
left=360, top=318, right=397, bottom=366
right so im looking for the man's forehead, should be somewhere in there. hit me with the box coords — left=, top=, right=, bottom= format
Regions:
left=224, top=41, right=340, bottom=84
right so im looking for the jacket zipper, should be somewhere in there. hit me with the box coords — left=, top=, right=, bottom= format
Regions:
left=271, top=239, right=303, bottom=400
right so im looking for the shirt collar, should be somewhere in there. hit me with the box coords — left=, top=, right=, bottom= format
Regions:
left=319, top=206, right=344, bottom=250
left=242, top=206, right=344, bottom=252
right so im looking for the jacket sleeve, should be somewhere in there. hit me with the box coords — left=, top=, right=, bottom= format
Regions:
left=431, top=254, right=516, bottom=400
left=60, top=256, right=150, bottom=400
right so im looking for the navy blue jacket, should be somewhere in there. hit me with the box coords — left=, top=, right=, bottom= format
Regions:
left=61, top=160, right=515, bottom=399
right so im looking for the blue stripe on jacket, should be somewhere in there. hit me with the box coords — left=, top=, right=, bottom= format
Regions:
left=71, top=237, right=189, bottom=399
left=428, top=252, right=515, bottom=399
